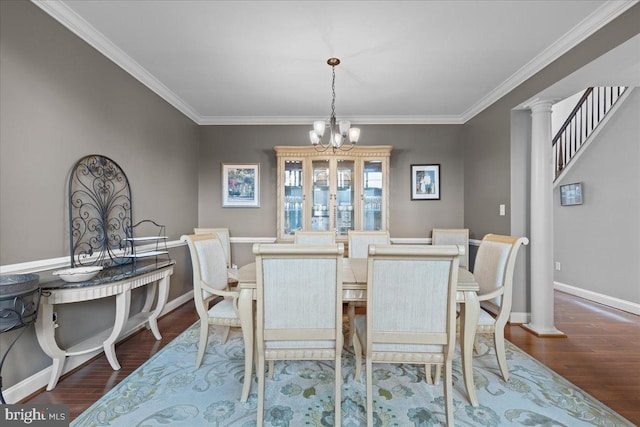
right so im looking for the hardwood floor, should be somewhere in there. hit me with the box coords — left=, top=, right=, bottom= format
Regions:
left=22, top=291, right=640, bottom=424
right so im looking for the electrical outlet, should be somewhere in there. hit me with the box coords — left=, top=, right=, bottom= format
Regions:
left=555, top=262, right=561, bottom=271
left=499, top=204, right=506, bottom=216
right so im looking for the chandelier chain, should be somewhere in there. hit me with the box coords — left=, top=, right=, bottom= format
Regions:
left=331, top=65, right=336, bottom=120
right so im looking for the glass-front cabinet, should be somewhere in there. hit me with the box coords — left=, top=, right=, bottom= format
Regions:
left=276, top=145, right=392, bottom=242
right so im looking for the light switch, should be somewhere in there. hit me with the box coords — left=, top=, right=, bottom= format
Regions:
left=499, top=204, right=506, bottom=216
left=555, top=262, right=561, bottom=271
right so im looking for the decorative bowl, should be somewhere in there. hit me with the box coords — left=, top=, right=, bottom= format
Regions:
left=53, top=266, right=103, bottom=283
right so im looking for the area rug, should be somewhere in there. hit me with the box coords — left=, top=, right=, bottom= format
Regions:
left=72, top=321, right=633, bottom=426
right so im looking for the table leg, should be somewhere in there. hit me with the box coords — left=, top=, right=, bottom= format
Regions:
left=104, top=289, right=131, bottom=370
left=147, top=276, right=170, bottom=340
left=34, top=302, right=66, bottom=391
left=460, top=291, right=480, bottom=407
left=239, top=288, right=253, bottom=403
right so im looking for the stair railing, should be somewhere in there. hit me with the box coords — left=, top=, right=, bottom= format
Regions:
left=553, top=86, right=627, bottom=179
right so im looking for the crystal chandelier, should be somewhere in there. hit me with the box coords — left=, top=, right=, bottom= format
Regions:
left=309, top=58, right=360, bottom=152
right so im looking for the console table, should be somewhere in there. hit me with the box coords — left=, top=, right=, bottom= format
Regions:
left=35, top=260, right=174, bottom=390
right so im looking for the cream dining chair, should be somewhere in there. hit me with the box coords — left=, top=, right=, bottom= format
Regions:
left=254, top=243, right=344, bottom=427
left=432, top=228, right=469, bottom=269
left=181, top=234, right=243, bottom=369
left=470, top=233, right=529, bottom=381
left=194, top=227, right=238, bottom=284
left=352, top=244, right=462, bottom=427
left=294, top=230, right=336, bottom=244
left=346, top=230, right=390, bottom=344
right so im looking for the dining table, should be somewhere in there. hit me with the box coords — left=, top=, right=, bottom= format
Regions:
left=237, top=257, right=481, bottom=407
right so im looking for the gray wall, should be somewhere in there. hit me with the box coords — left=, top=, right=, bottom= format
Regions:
left=463, top=4, right=640, bottom=313
left=554, top=89, right=640, bottom=304
left=0, top=2, right=198, bottom=390
left=198, top=124, right=465, bottom=265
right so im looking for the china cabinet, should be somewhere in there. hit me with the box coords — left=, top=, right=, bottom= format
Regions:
left=275, top=145, right=392, bottom=242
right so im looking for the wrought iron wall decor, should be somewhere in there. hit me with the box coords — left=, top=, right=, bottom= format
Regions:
left=68, top=155, right=134, bottom=267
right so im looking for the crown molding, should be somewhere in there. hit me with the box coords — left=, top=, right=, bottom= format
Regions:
left=31, top=0, right=201, bottom=123
left=32, top=0, right=637, bottom=126
left=460, top=0, right=638, bottom=122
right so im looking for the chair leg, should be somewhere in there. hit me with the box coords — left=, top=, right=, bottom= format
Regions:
left=352, top=330, right=362, bottom=381
left=474, top=334, right=481, bottom=354
left=268, top=360, right=275, bottom=379
left=494, top=330, right=510, bottom=381
left=366, top=357, right=374, bottom=427
left=221, top=325, right=231, bottom=344
left=432, top=364, right=441, bottom=385
left=424, top=364, right=433, bottom=384
left=257, top=354, right=266, bottom=427
left=335, top=354, right=342, bottom=427
left=347, top=302, right=356, bottom=347
left=195, top=322, right=209, bottom=368
left=444, top=360, right=454, bottom=426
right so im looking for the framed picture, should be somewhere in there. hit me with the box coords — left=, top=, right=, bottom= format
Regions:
left=222, top=163, right=260, bottom=208
left=560, top=182, right=583, bottom=206
left=411, top=164, right=440, bottom=200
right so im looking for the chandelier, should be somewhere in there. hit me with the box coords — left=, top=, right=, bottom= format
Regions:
left=309, top=58, right=360, bottom=152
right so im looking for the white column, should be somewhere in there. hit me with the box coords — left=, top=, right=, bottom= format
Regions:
left=522, top=100, right=565, bottom=337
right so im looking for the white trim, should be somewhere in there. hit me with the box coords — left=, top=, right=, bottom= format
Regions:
left=509, top=312, right=530, bottom=324
left=389, top=237, right=431, bottom=245
left=460, top=1, right=638, bottom=122
left=30, top=0, right=637, bottom=126
left=0, top=240, right=186, bottom=275
left=553, top=87, right=635, bottom=186
left=2, top=291, right=194, bottom=404
left=555, top=281, right=640, bottom=315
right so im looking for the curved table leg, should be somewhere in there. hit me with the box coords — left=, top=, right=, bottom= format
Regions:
left=34, top=302, right=67, bottom=391
left=460, top=291, right=480, bottom=407
left=147, top=276, right=170, bottom=340
left=104, top=289, right=131, bottom=370
left=239, top=288, right=254, bottom=403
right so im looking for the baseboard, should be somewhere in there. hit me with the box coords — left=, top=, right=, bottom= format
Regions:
left=4, top=291, right=194, bottom=404
left=554, top=281, right=640, bottom=315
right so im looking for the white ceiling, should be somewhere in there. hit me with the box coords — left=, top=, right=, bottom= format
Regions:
left=33, top=0, right=638, bottom=125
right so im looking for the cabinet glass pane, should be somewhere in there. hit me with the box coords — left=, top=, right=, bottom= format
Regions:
left=336, top=160, right=355, bottom=236
left=284, top=160, right=303, bottom=236
left=363, top=161, right=383, bottom=230
left=311, top=160, right=330, bottom=231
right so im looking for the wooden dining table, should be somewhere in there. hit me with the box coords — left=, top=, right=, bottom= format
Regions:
left=237, top=257, right=481, bottom=407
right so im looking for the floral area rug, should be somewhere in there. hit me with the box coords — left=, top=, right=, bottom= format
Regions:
left=72, top=320, right=633, bottom=426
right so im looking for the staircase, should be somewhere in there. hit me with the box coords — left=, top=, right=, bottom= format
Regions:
left=553, top=86, right=628, bottom=181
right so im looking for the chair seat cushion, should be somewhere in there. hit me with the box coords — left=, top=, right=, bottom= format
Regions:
left=266, top=340, right=335, bottom=349
left=354, top=315, right=443, bottom=353
left=207, top=298, right=238, bottom=319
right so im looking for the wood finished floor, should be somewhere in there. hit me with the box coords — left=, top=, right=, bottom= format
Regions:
left=22, top=291, right=640, bottom=424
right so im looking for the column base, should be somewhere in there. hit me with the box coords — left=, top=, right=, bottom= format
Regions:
left=521, top=323, right=566, bottom=337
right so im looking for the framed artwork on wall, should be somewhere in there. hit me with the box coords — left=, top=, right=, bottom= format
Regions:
left=222, top=163, right=260, bottom=208
left=560, top=182, right=583, bottom=206
left=411, top=164, right=440, bottom=200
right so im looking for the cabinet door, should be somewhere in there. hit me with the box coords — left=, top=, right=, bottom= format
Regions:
left=362, top=160, right=385, bottom=231
left=335, top=159, right=355, bottom=237
left=310, top=159, right=331, bottom=231
left=282, top=159, right=304, bottom=238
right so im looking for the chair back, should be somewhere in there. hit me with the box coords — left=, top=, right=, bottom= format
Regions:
left=348, top=230, right=390, bottom=259
left=366, top=244, right=461, bottom=357
left=432, top=228, right=469, bottom=268
left=181, top=234, right=229, bottom=318
left=254, top=243, right=344, bottom=352
left=194, top=227, right=232, bottom=268
left=294, top=230, right=336, bottom=245
left=473, top=234, right=529, bottom=319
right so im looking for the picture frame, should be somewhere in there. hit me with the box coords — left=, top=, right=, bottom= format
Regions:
left=560, top=182, right=583, bottom=206
left=222, top=163, right=260, bottom=208
left=411, top=164, right=440, bottom=200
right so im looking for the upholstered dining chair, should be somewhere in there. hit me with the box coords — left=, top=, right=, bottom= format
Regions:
left=470, top=233, right=529, bottom=381
left=253, top=243, right=344, bottom=427
left=181, top=233, right=243, bottom=369
left=294, top=230, right=336, bottom=244
left=352, top=244, right=462, bottom=426
left=346, top=230, right=390, bottom=344
left=194, top=227, right=238, bottom=284
left=432, top=228, right=469, bottom=269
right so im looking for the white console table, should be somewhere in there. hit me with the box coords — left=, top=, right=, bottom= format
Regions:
left=35, top=260, right=174, bottom=390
